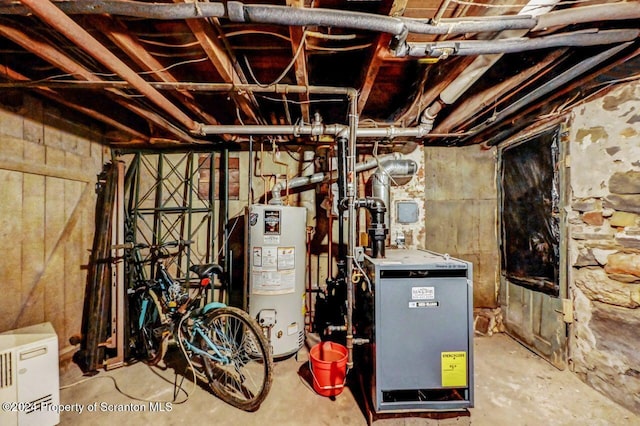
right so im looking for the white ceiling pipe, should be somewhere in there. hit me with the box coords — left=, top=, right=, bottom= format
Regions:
left=419, top=0, right=562, bottom=125
left=198, top=123, right=434, bottom=138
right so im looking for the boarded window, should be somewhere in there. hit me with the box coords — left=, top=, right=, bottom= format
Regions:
left=198, top=154, right=240, bottom=200
left=499, top=127, right=560, bottom=297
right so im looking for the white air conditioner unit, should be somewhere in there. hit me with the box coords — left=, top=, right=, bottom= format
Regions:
left=0, top=322, right=60, bottom=426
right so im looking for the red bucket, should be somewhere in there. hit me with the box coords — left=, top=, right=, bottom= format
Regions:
left=309, top=341, right=348, bottom=397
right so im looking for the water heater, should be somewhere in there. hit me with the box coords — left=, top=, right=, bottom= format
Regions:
left=245, top=205, right=306, bottom=358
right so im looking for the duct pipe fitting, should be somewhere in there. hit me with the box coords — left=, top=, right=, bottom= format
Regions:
left=269, top=153, right=399, bottom=204
left=356, top=198, right=388, bottom=259
left=400, top=29, right=640, bottom=58
left=369, top=159, right=418, bottom=231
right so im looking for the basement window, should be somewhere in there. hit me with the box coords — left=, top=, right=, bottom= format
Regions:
left=197, top=154, right=240, bottom=200
left=499, top=126, right=561, bottom=297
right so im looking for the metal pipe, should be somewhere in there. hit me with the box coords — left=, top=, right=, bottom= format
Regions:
left=336, top=136, right=348, bottom=265
left=356, top=198, right=388, bottom=259
left=269, top=154, right=399, bottom=204
left=468, top=42, right=633, bottom=136
left=0, top=21, right=201, bottom=143
left=219, top=149, right=230, bottom=303
left=200, top=123, right=433, bottom=138
left=402, top=16, right=537, bottom=36
left=233, top=2, right=406, bottom=36
left=369, top=159, right=418, bottom=232
left=19, top=0, right=200, bottom=134
left=3, top=2, right=637, bottom=39
left=533, top=3, right=640, bottom=32
left=345, top=91, right=358, bottom=368
left=403, top=29, right=639, bottom=57
left=417, top=0, right=561, bottom=126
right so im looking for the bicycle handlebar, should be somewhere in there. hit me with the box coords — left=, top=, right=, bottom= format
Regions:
left=134, top=239, right=193, bottom=250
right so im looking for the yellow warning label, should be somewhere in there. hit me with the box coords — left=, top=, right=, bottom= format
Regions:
left=441, top=351, right=467, bottom=387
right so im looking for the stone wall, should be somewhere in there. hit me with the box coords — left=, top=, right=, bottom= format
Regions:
left=568, top=80, right=640, bottom=413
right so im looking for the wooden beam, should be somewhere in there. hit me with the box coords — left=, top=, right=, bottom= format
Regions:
left=173, top=0, right=261, bottom=124
left=0, top=64, right=147, bottom=141
left=89, top=15, right=220, bottom=125
left=357, top=0, right=408, bottom=115
left=0, top=21, right=199, bottom=143
left=358, top=33, right=391, bottom=115
left=287, top=0, right=310, bottom=123
left=434, top=49, right=567, bottom=133
left=0, top=138, right=95, bottom=182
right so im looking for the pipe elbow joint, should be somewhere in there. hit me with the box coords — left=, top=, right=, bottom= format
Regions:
left=269, top=183, right=285, bottom=205
left=367, top=197, right=386, bottom=213
left=190, top=122, right=206, bottom=136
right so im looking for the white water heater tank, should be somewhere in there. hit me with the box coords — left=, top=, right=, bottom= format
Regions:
left=246, top=205, right=306, bottom=358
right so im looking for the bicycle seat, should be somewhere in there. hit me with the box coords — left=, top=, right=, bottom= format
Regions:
left=189, top=263, right=223, bottom=279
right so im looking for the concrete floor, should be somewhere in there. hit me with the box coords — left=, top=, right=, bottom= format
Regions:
left=59, top=334, right=639, bottom=425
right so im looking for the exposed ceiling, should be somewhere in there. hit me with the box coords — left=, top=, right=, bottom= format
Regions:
left=0, top=0, right=638, bottom=150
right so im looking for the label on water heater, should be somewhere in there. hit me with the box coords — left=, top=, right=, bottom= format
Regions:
left=411, top=286, right=435, bottom=300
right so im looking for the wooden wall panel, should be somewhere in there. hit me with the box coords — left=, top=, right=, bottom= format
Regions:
left=44, top=148, right=67, bottom=343
left=64, top=152, right=85, bottom=348
left=20, top=142, right=46, bottom=325
left=0, top=168, right=23, bottom=332
left=0, top=95, right=105, bottom=360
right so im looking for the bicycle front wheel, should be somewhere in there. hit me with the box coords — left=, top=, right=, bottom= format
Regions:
left=198, top=307, right=273, bottom=411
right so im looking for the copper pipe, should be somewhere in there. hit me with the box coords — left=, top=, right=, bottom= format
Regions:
left=19, top=0, right=201, bottom=134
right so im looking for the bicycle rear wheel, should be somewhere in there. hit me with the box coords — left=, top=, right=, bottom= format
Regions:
left=130, top=289, right=167, bottom=365
left=198, top=307, right=273, bottom=411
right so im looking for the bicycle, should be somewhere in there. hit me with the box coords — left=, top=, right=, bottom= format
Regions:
left=127, top=240, right=273, bottom=411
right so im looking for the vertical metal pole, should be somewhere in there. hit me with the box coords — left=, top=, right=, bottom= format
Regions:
left=219, top=148, right=230, bottom=303
left=346, top=90, right=358, bottom=368
left=154, top=153, right=164, bottom=252
left=185, top=152, right=194, bottom=283
left=336, top=136, right=348, bottom=265
left=245, top=137, right=254, bottom=311
left=208, top=151, right=216, bottom=271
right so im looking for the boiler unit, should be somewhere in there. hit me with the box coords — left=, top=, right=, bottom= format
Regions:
left=245, top=204, right=306, bottom=358
left=362, top=249, right=473, bottom=412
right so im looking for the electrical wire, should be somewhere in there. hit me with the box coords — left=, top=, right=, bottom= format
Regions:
left=255, top=94, right=345, bottom=105
left=136, top=38, right=202, bottom=49
left=224, top=29, right=291, bottom=43
left=538, top=72, right=640, bottom=119
left=306, top=43, right=373, bottom=52
left=137, top=57, right=209, bottom=75
left=243, top=30, right=308, bottom=88
left=217, top=216, right=240, bottom=258
left=306, top=31, right=357, bottom=41
left=59, top=367, right=192, bottom=404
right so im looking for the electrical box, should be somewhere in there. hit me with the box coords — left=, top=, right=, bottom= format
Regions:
left=362, top=249, right=473, bottom=412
